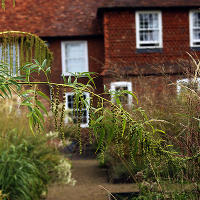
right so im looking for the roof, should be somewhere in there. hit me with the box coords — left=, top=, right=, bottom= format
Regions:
left=101, top=0, right=200, bottom=8
left=0, top=0, right=199, bottom=37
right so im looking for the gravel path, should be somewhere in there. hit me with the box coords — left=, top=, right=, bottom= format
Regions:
left=47, top=159, right=138, bottom=200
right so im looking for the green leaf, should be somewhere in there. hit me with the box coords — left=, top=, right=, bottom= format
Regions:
left=41, top=59, right=47, bottom=69
left=95, top=116, right=104, bottom=123
left=29, top=115, right=35, bottom=135
left=67, top=75, right=71, bottom=84
left=36, top=100, right=48, bottom=115
left=21, top=90, right=35, bottom=95
left=34, top=107, right=44, bottom=123
left=36, top=90, right=50, bottom=101
left=0, top=85, right=9, bottom=98
left=62, top=74, right=67, bottom=84
left=122, top=118, right=126, bottom=137
left=4, top=84, right=12, bottom=97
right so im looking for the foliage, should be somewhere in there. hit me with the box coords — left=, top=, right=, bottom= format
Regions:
left=0, top=130, right=75, bottom=200
left=1, top=0, right=15, bottom=10
left=0, top=31, right=53, bottom=73
left=0, top=30, right=199, bottom=199
left=0, top=100, right=75, bottom=200
left=132, top=190, right=199, bottom=200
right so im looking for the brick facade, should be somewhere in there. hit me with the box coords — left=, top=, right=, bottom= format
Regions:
left=46, top=37, right=104, bottom=95
left=102, top=8, right=200, bottom=75
left=101, top=8, right=200, bottom=99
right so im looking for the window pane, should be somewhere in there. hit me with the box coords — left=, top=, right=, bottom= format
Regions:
left=115, top=86, right=129, bottom=104
left=65, top=43, right=85, bottom=58
left=63, top=42, right=87, bottom=73
left=139, top=13, right=158, bottom=29
left=0, top=44, right=19, bottom=75
left=193, top=29, right=200, bottom=40
left=66, top=58, right=85, bottom=73
left=139, top=30, right=159, bottom=41
left=66, top=93, right=89, bottom=126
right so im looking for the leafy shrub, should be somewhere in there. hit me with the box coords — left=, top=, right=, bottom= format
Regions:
left=0, top=99, right=75, bottom=200
left=0, top=130, right=75, bottom=200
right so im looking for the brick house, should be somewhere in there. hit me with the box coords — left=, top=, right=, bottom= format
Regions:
left=0, top=0, right=200, bottom=126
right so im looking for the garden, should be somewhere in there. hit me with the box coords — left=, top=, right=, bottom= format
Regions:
left=0, top=2, right=199, bottom=199
left=0, top=43, right=199, bottom=199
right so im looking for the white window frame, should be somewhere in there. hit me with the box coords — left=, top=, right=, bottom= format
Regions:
left=135, top=11, right=163, bottom=49
left=65, top=92, right=90, bottom=128
left=177, top=78, right=200, bottom=94
left=61, top=41, right=89, bottom=76
left=110, top=81, right=133, bottom=105
left=189, top=10, right=200, bottom=47
left=0, top=43, right=20, bottom=76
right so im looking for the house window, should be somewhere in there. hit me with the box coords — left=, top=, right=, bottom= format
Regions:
left=0, top=44, right=20, bottom=76
left=110, top=82, right=132, bottom=105
left=61, top=41, right=88, bottom=75
left=177, top=78, right=200, bottom=94
left=190, top=10, right=200, bottom=47
left=136, top=11, right=162, bottom=48
left=65, top=92, right=90, bottom=128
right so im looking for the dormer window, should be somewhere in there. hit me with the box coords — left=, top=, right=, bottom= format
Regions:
left=190, top=10, right=200, bottom=47
left=136, top=11, right=162, bottom=49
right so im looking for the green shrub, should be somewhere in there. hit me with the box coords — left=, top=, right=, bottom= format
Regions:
left=0, top=130, right=75, bottom=200
left=0, top=99, right=75, bottom=200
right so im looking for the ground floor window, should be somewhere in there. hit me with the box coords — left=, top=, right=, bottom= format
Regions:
left=65, top=92, right=90, bottom=127
left=177, top=78, right=200, bottom=94
left=110, top=81, right=132, bottom=105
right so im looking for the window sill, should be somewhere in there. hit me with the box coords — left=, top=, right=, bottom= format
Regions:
left=61, top=73, right=89, bottom=77
left=136, top=48, right=163, bottom=54
left=191, top=47, right=200, bottom=51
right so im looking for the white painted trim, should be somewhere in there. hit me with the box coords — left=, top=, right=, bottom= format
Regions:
left=65, top=92, right=90, bottom=128
left=61, top=41, right=89, bottom=76
left=110, top=81, right=133, bottom=105
left=189, top=10, right=200, bottom=47
left=135, top=11, right=163, bottom=49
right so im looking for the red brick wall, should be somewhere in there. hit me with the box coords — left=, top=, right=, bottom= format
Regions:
left=103, top=8, right=199, bottom=76
left=102, top=74, right=184, bottom=106
left=46, top=37, right=104, bottom=94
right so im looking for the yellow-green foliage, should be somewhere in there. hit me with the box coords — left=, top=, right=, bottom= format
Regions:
left=1, top=0, right=15, bottom=10
left=0, top=31, right=53, bottom=75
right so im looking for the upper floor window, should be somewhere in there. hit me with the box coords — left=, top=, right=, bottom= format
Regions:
left=110, top=81, right=133, bottom=105
left=0, top=44, right=20, bottom=76
left=65, top=92, right=90, bottom=128
left=136, top=11, right=162, bottom=49
left=190, top=10, right=200, bottom=47
left=61, top=41, right=88, bottom=76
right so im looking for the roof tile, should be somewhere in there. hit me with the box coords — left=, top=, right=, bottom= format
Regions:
left=0, top=0, right=199, bottom=37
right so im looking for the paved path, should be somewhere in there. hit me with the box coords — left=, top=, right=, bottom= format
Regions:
left=47, top=159, right=138, bottom=200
